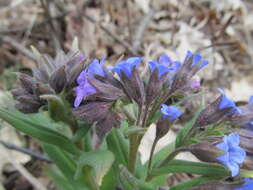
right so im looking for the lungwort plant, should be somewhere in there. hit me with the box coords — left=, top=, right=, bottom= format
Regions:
left=0, top=48, right=253, bottom=190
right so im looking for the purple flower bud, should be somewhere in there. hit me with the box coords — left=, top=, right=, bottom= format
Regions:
left=234, top=128, right=253, bottom=155
left=189, top=142, right=225, bottom=162
left=160, top=104, right=183, bottom=120
left=190, top=78, right=201, bottom=90
left=215, top=133, right=246, bottom=177
left=227, top=95, right=253, bottom=128
left=170, top=51, right=209, bottom=93
left=194, top=89, right=239, bottom=128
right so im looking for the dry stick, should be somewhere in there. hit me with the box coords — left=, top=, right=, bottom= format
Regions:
left=80, top=11, right=138, bottom=55
left=132, top=8, right=155, bottom=52
left=214, top=15, right=235, bottom=40
left=197, top=41, right=238, bottom=52
left=0, top=145, right=48, bottom=190
left=0, top=140, right=52, bottom=163
left=1, top=36, right=37, bottom=61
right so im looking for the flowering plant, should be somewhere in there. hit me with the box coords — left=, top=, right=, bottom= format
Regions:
left=0, top=48, right=252, bottom=190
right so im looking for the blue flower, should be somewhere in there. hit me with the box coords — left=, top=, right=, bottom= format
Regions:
left=88, top=57, right=106, bottom=77
left=185, top=51, right=209, bottom=70
left=235, top=178, right=253, bottom=190
left=74, top=75, right=96, bottom=107
left=74, top=57, right=106, bottom=107
left=160, top=104, right=183, bottom=120
left=112, top=57, right=143, bottom=78
left=215, top=133, right=246, bottom=177
left=149, top=54, right=181, bottom=79
left=218, top=88, right=236, bottom=110
left=217, top=89, right=242, bottom=115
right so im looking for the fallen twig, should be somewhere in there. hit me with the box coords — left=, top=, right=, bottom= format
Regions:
left=0, top=144, right=48, bottom=190
left=0, top=140, right=52, bottom=163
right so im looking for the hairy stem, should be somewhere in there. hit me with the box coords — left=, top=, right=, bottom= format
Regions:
left=147, top=137, right=159, bottom=172
left=128, top=104, right=146, bottom=173
left=146, top=147, right=188, bottom=181
left=158, top=147, right=189, bottom=168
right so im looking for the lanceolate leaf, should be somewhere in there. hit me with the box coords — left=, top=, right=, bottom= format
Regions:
left=151, top=160, right=230, bottom=177
left=0, top=108, right=81, bottom=155
left=75, top=150, right=115, bottom=186
left=43, top=144, right=88, bottom=190
left=170, top=176, right=221, bottom=190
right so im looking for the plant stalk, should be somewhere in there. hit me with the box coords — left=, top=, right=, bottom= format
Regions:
left=147, top=136, right=159, bottom=172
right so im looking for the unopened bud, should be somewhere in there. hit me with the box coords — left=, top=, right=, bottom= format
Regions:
left=189, top=142, right=224, bottom=162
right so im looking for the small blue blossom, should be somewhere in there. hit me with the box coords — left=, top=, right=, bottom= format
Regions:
left=215, top=133, right=246, bottom=177
left=74, top=57, right=106, bottom=107
left=217, top=89, right=241, bottom=115
left=235, top=178, right=253, bottom=190
left=112, top=57, right=143, bottom=78
left=88, top=57, right=106, bottom=77
left=186, top=51, right=209, bottom=69
left=160, top=104, right=183, bottom=120
left=149, top=54, right=181, bottom=79
left=149, top=61, right=174, bottom=79
left=74, top=75, right=96, bottom=108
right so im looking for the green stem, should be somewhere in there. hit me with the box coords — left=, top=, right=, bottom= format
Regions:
left=128, top=104, right=146, bottom=173
left=147, top=137, right=159, bottom=172
left=158, top=147, right=188, bottom=168
left=128, top=134, right=141, bottom=173
left=146, top=147, right=188, bottom=182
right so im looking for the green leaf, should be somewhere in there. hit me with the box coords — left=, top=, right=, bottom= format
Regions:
left=151, top=160, right=230, bottom=176
left=119, top=165, right=156, bottom=190
left=46, top=167, right=74, bottom=190
left=100, top=167, right=117, bottom=190
left=43, top=144, right=88, bottom=190
left=71, top=124, right=91, bottom=143
left=152, top=142, right=174, bottom=168
left=107, top=128, right=128, bottom=166
left=75, top=150, right=115, bottom=186
left=170, top=176, right=221, bottom=190
left=0, top=108, right=81, bottom=155
left=119, top=165, right=140, bottom=190
left=175, top=95, right=205, bottom=148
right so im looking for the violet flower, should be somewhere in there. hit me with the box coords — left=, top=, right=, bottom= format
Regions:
left=148, top=54, right=181, bottom=79
left=74, top=57, right=106, bottom=107
left=215, top=133, right=246, bottom=177
left=112, top=57, right=143, bottom=78
left=160, top=104, right=183, bottom=120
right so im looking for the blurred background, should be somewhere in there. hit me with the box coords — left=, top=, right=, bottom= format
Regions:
left=0, top=0, right=253, bottom=189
